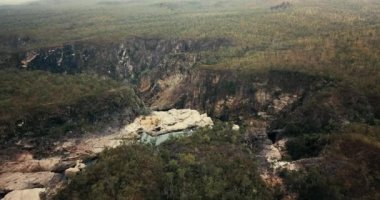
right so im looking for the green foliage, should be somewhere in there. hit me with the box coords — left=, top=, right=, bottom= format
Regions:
left=0, top=69, right=146, bottom=147
left=273, top=85, right=374, bottom=135
left=54, top=145, right=163, bottom=200
left=322, top=133, right=380, bottom=199
left=282, top=127, right=380, bottom=200
left=222, top=81, right=237, bottom=95
left=160, top=123, right=271, bottom=200
left=282, top=168, right=343, bottom=200
left=54, top=123, right=273, bottom=200
left=286, top=134, right=330, bottom=160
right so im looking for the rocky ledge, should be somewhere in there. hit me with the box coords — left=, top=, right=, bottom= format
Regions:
left=72, top=109, right=213, bottom=153
left=2, top=188, right=46, bottom=200
left=124, top=109, right=213, bottom=136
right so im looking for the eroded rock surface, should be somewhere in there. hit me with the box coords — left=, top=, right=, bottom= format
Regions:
left=64, top=160, right=86, bottom=179
left=0, top=172, right=60, bottom=191
left=0, top=157, right=61, bottom=173
left=3, top=188, right=45, bottom=200
left=56, top=109, right=213, bottom=154
left=123, top=109, right=213, bottom=136
left=246, top=124, right=300, bottom=192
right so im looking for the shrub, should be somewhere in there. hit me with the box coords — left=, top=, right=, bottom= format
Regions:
left=54, top=123, right=273, bottom=200
left=286, top=134, right=330, bottom=160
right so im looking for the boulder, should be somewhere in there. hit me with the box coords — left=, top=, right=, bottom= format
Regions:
left=0, top=172, right=60, bottom=191
left=64, top=167, right=80, bottom=179
left=261, top=145, right=282, bottom=163
left=232, top=124, right=240, bottom=131
left=51, top=161, right=76, bottom=173
left=273, top=161, right=299, bottom=171
left=274, top=139, right=288, bottom=156
left=0, top=157, right=62, bottom=173
left=3, top=188, right=45, bottom=200
left=78, top=134, right=129, bottom=154
left=64, top=160, right=86, bottom=179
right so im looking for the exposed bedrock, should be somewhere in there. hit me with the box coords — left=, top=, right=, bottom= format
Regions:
left=15, top=37, right=230, bottom=76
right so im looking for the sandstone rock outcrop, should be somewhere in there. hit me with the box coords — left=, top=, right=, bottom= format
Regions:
left=0, top=172, right=60, bottom=191
left=0, top=157, right=61, bottom=173
left=123, top=109, right=213, bottom=136
left=3, top=188, right=45, bottom=200
left=64, top=160, right=86, bottom=179
left=58, top=109, right=214, bottom=154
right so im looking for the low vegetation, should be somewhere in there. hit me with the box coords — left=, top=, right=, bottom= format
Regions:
left=281, top=126, right=380, bottom=200
left=0, top=69, right=146, bottom=152
left=54, top=123, right=273, bottom=200
left=271, top=84, right=375, bottom=136
left=285, top=134, right=330, bottom=160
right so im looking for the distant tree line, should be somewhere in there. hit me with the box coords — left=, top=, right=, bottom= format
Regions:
left=271, top=2, right=292, bottom=11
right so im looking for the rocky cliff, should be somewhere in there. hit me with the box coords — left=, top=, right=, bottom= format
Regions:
left=2, top=37, right=375, bottom=133
left=7, top=38, right=314, bottom=119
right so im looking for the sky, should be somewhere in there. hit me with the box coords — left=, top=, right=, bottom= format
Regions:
left=0, top=0, right=36, bottom=5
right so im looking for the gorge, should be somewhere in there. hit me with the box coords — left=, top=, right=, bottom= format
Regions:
left=0, top=37, right=377, bottom=200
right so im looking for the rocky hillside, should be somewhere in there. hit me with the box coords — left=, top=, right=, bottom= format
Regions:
left=2, top=37, right=375, bottom=132
left=0, top=0, right=379, bottom=199
left=0, top=37, right=378, bottom=200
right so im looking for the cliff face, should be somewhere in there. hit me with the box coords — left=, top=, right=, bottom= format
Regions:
left=8, top=37, right=374, bottom=131
left=144, top=68, right=323, bottom=121
left=12, top=38, right=313, bottom=118
left=17, top=38, right=230, bottom=77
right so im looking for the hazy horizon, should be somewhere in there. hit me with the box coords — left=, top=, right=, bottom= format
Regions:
left=0, top=0, right=36, bottom=5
